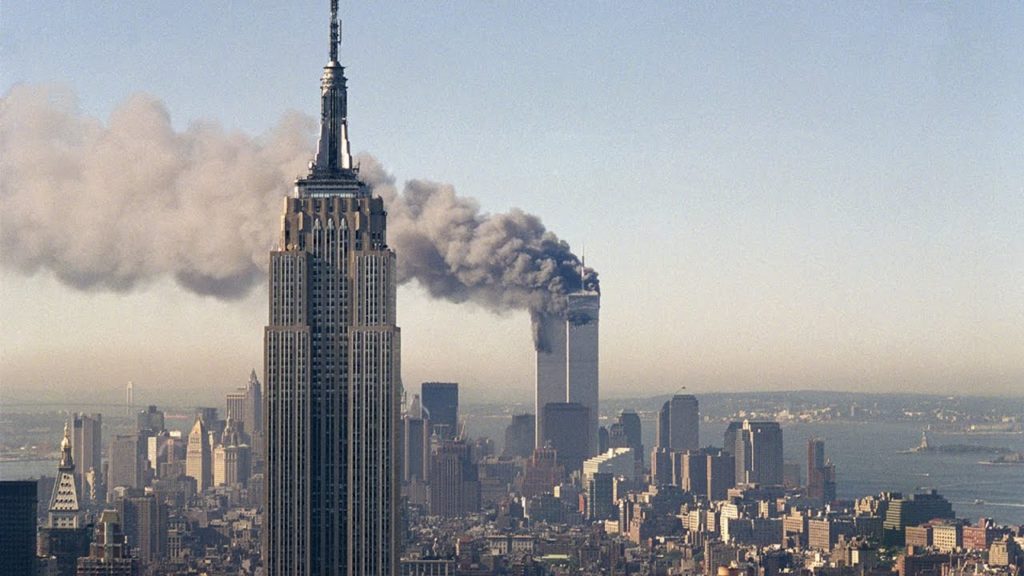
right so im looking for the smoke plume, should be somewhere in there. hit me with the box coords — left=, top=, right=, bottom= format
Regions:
left=0, top=85, right=597, bottom=344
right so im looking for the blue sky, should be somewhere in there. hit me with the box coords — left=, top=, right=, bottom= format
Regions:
left=2, top=2, right=1022, bottom=404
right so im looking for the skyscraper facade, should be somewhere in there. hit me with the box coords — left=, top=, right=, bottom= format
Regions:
left=806, top=438, right=837, bottom=503
left=566, top=290, right=600, bottom=454
left=263, top=4, right=400, bottom=574
left=735, top=420, right=783, bottom=486
left=535, top=313, right=568, bottom=446
left=723, top=420, right=743, bottom=456
left=40, top=425, right=91, bottom=576
left=226, top=369, right=263, bottom=450
left=137, top=405, right=165, bottom=437
left=421, top=382, right=459, bottom=439
left=655, top=394, right=699, bottom=452
left=75, top=510, right=136, bottom=576
left=609, top=410, right=643, bottom=453
left=402, top=395, right=429, bottom=482
left=72, top=413, right=102, bottom=503
left=107, top=434, right=144, bottom=501
left=116, top=494, right=167, bottom=567
left=535, top=288, right=601, bottom=455
left=541, top=402, right=591, bottom=474
left=186, top=417, right=212, bottom=493
left=429, top=439, right=480, bottom=518
left=0, top=480, right=38, bottom=576
left=706, top=450, right=736, bottom=500
left=503, top=413, right=536, bottom=459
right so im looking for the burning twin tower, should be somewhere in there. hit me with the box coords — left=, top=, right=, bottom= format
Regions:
left=535, top=281, right=602, bottom=458
left=0, top=0, right=603, bottom=455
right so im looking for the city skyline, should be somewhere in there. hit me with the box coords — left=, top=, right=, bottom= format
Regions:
left=3, top=2, right=1024, bottom=405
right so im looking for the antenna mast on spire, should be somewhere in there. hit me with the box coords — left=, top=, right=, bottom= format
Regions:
left=580, top=243, right=587, bottom=288
left=330, top=0, right=340, bottom=62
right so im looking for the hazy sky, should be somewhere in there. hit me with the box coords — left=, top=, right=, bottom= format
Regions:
left=2, top=2, right=1022, bottom=406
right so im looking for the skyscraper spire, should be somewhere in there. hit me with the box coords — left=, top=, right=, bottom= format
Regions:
left=48, top=422, right=82, bottom=528
left=330, top=0, right=340, bottom=63
left=312, top=0, right=354, bottom=177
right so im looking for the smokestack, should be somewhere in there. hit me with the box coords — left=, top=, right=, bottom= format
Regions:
left=0, top=86, right=597, bottom=348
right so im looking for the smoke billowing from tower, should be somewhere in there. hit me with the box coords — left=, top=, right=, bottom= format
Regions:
left=0, top=86, right=597, bottom=348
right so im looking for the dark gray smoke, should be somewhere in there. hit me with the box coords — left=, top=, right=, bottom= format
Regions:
left=0, top=85, right=597, bottom=345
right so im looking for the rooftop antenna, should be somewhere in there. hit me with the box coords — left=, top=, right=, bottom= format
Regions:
left=329, top=0, right=340, bottom=63
left=580, top=243, right=586, bottom=288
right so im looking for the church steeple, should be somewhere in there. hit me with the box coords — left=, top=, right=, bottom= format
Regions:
left=312, top=0, right=354, bottom=177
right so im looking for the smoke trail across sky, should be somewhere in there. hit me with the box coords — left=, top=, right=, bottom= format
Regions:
left=0, top=85, right=596, bottom=338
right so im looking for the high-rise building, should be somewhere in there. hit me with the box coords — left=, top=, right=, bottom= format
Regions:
left=107, top=435, right=144, bottom=501
left=535, top=290, right=601, bottom=456
left=656, top=395, right=699, bottom=452
left=213, top=418, right=252, bottom=487
left=193, top=407, right=224, bottom=444
left=421, top=382, right=458, bottom=440
left=541, top=402, right=591, bottom=474
left=735, top=420, right=783, bottom=486
left=38, top=426, right=91, bottom=576
left=706, top=450, right=736, bottom=500
left=566, top=290, right=600, bottom=454
left=72, top=413, right=102, bottom=504
left=429, top=439, right=480, bottom=518
left=582, top=448, right=636, bottom=482
left=226, top=369, right=262, bottom=454
left=675, top=449, right=708, bottom=495
left=185, top=417, right=212, bottom=493
left=609, top=410, right=643, bottom=454
left=651, top=447, right=673, bottom=485
left=76, top=510, right=136, bottom=576
left=882, top=490, right=955, bottom=546
left=503, top=414, right=536, bottom=459
left=146, top=431, right=175, bottom=478
left=723, top=421, right=743, bottom=456
left=116, top=494, right=167, bottom=567
left=49, top=424, right=83, bottom=528
left=0, top=480, right=38, bottom=576
left=807, top=438, right=837, bottom=503
left=136, top=406, right=165, bottom=436
left=586, top=472, right=616, bottom=521
left=517, top=446, right=564, bottom=498
left=401, top=395, right=430, bottom=482
left=535, top=314, right=567, bottom=447
left=263, top=4, right=400, bottom=574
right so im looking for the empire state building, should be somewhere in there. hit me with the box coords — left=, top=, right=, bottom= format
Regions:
left=263, top=3, right=400, bottom=575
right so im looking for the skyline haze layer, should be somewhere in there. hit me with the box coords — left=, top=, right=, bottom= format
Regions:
left=2, top=2, right=1022, bottom=404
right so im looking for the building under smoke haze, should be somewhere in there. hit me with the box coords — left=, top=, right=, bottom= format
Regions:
left=566, top=290, right=600, bottom=454
left=421, top=382, right=459, bottom=440
left=535, top=287, right=601, bottom=456
left=535, top=314, right=568, bottom=447
left=263, top=3, right=400, bottom=574
left=503, top=413, right=536, bottom=459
